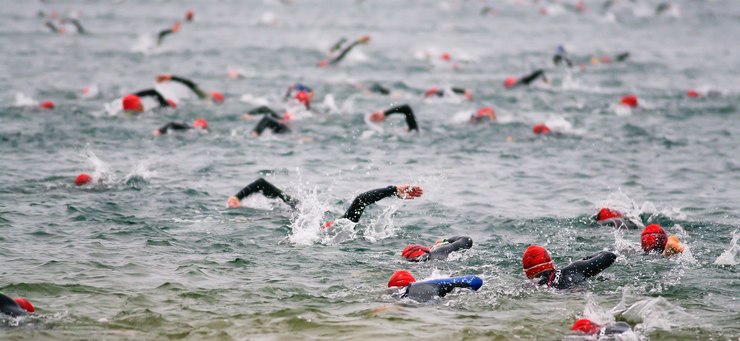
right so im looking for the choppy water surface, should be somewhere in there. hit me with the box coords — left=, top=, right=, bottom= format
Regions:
left=1, top=0, right=739, bottom=339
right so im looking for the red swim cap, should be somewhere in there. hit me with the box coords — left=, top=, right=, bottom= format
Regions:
left=504, top=77, right=517, bottom=89
left=596, top=208, right=623, bottom=221
left=166, top=99, right=177, bottom=108
left=295, top=90, right=311, bottom=107
left=322, top=221, right=334, bottom=230
left=601, top=56, right=611, bottom=63
left=620, top=95, right=638, bottom=107
left=13, top=298, right=34, bottom=313
left=440, top=52, right=451, bottom=61
left=211, top=91, right=224, bottom=103
left=475, top=107, right=496, bottom=120
left=388, top=270, right=416, bottom=288
left=185, top=9, right=194, bottom=21
left=641, top=224, right=667, bottom=252
left=402, top=244, right=430, bottom=261
left=193, top=118, right=208, bottom=129
left=424, top=87, right=439, bottom=97
left=687, top=90, right=699, bottom=98
left=571, top=318, right=600, bottom=334
left=532, top=123, right=551, bottom=135
left=75, top=173, right=92, bottom=186
left=122, top=94, right=143, bottom=112
left=522, top=245, right=554, bottom=279
left=40, top=101, right=55, bottom=109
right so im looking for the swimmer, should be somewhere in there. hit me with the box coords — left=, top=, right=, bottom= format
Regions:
left=61, top=17, right=86, bottom=34
left=121, top=89, right=174, bottom=113
left=0, top=293, right=34, bottom=317
left=503, top=69, right=548, bottom=89
left=152, top=118, right=208, bottom=136
left=522, top=245, right=617, bottom=289
left=401, top=236, right=473, bottom=262
left=319, top=35, right=370, bottom=67
left=553, top=45, right=573, bottom=67
left=252, top=115, right=291, bottom=136
left=157, top=21, right=181, bottom=46
left=532, top=123, right=552, bottom=135
left=368, top=104, right=419, bottom=132
left=387, top=270, right=483, bottom=302
left=641, top=224, right=685, bottom=256
left=283, top=83, right=313, bottom=109
left=594, top=207, right=641, bottom=229
left=469, top=107, right=497, bottom=124
left=569, top=318, right=632, bottom=338
left=155, top=74, right=224, bottom=103
left=424, top=87, right=473, bottom=101
left=227, top=178, right=423, bottom=225
left=328, top=37, right=348, bottom=54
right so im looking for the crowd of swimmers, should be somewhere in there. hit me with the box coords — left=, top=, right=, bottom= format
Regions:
left=8, top=4, right=700, bottom=339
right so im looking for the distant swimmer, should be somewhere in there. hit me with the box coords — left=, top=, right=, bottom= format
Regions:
left=641, top=224, right=685, bottom=257
left=156, top=74, right=224, bottom=103
left=121, top=89, right=175, bottom=113
left=589, top=52, right=629, bottom=65
left=387, top=270, right=483, bottom=302
left=532, top=123, right=552, bottom=135
left=569, top=318, right=632, bottom=338
left=185, top=9, right=194, bottom=22
left=553, top=45, right=573, bottom=67
left=283, top=83, right=313, bottom=109
left=469, top=107, right=497, bottom=124
left=401, top=236, right=473, bottom=262
left=61, top=18, right=86, bottom=34
left=594, top=208, right=641, bottom=229
left=319, top=35, right=370, bottom=67
left=368, top=104, right=419, bottom=132
left=424, top=87, right=473, bottom=101
left=503, top=69, right=548, bottom=89
left=252, top=115, right=291, bottom=137
left=0, top=293, right=35, bottom=317
left=227, top=178, right=423, bottom=226
left=157, top=21, right=181, bottom=46
left=152, top=118, right=208, bottom=136
left=522, top=245, right=616, bottom=289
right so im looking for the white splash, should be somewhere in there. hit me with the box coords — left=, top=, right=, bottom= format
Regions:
left=363, top=204, right=399, bottom=242
left=14, top=92, right=38, bottom=107
left=714, top=229, right=739, bottom=266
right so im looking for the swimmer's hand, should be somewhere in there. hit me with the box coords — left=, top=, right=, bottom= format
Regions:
left=369, top=111, right=385, bottom=123
left=152, top=129, right=162, bottom=136
left=156, top=74, right=173, bottom=82
left=395, top=185, right=423, bottom=199
left=227, top=196, right=241, bottom=208
left=663, top=235, right=685, bottom=256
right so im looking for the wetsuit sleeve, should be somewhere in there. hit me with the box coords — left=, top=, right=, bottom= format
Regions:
left=341, top=186, right=397, bottom=223
left=157, top=29, right=174, bottom=46
left=560, top=251, right=617, bottom=280
left=234, top=178, right=296, bottom=207
left=383, top=104, right=419, bottom=132
left=616, top=52, right=630, bottom=62
left=134, top=89, right=170, bottom=107
left=170, top=76, right=208, bottom=99
left=429, top=236, right=473, bottom=260
left=253, top=116, right=290, bottom=136
left=0, top=294, right=27, bottom=317
left=451, top=87, right=467, bottom=95
left=157, top=122, right=191, bottom=135
left=328, top=40, right=361, bottom=65
left=46, top=21, right=59, bottom=33
left=69, top=19, right=86, bottom=34
left=370, top=83, right=390, bottom=95
left=518, top=69, right=546, bottom=86
left=329, top=37, right=347, bottom=53
left=247, top=106, right=280, bottom=118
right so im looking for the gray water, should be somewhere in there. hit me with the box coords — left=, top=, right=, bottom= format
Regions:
left=1, top=0, right=739, bottom=340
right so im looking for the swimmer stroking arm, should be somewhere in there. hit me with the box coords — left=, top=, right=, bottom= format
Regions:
left=429, top=236, right=474, bottom=260
left=0, top=294, right=29, bottom=317
left=156, top=74, right=208, bottom=99
left=134, top=89, right=171, bottom=108
left=156, top=122, right=191, bottom=135
left=518, top=69, right=547, bottom=86
left=227, top=178, right=297, bottom=208
left=369, top=104, right=419, bottom=132
left=549, top=251, right=617, bottom=289
left=324, top=36, right=370, bottom=66
left=157, top=22, right=181, bottom=46
left=246, top=106, right=281, bottom=119
left=252, top=116, right=290, bottom=136
left=329, top=37, right=348, bottom=54
left=341, top=185, right=423, bottom=223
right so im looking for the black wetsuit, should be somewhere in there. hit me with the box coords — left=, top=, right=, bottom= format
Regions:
left=427, top=87, right=468, bottom=98
left=0, top=294, right=27, bottom=317
left=554, top=52, right=573, bottom=67
left=329, top=38, right=347, bottom=53
left=134, top=89, right=171, bottom=108
left=247, top=106, right=282, bottom=119
left=157, top=28, right=176, bottom=46
left=156, top=122, right=191, bottom=135
left=534, top=251, right=616, bottom=289
left=253, top=116, right=290, bottom=136
left=615, top=52, right=630, bottom=62
left=596, top=217, right=640, bottom=230
left=45, top=21, right=59, bottom=33
left=604, top=322, right=631, bottom=335
left=328, top=39, right=364, bottom=65
left=516, top=69, right=547, bottom=87
left=66, top=18, right=86, bottom=34
left=383, top=104, right=419, bottom=132
left=170, top=76, right=208, bottom=99
left=428, top=236, right=473, bottom=260
left=369, top=83, right=390, bottom=95
left=233, top=179, right=399, bottom=223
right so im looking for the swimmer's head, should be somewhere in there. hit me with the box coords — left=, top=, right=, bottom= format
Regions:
left=122, top=94, right=144, bottom=112
left=388, top=270, right=415, bottom=288
left=401, top=244, right=430, bottom=262
left=358, top=35, right=370, bottom=44
left=440, top=52, right=451, bottom=61
left=193, top=119, right=208, bottom=130
left=185, top=9, right=194, bottom=21
left=571, top=318, right=600, bottom=334
left=40, top=101, right=55, bottom=109
left=503, top=77, right=517, bottom=89
left=211, top=91, right=224, bottom=103
left=75, top=173, right=92, bottom=186
left=532, top=123, right=551, bottom=135
left=687, top=90, right=700, bottom=98
left=596, top=207, right=623, bottom=221
left=166, top=99, right=177, bottom=108
left=424, top=87, right=440, bottom=97
left=620, top=95, right=638, bottom=107
left=475, top=107, right=496, bottom=121
left=522, top=245, right=554, bottom=279
left=641, top=224, right=667, bottom=253
left=295, top=90, right=311, bottom=108
left=13, top=297, right=34, bottom=313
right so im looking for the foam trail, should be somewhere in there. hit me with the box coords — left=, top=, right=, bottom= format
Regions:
left=14, top=92, right=38, bottom=107
left=363, top=204, right=399, bottom=242
left=288, top=185, right=327, bottom=245
left=620, top=297, right=692, bottom=333
left=714, top=229, right=738, bottom=265
left=84, top=149, right=115, bottom=185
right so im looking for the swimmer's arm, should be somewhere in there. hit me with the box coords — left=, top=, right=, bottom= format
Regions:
left=246, top=106, right=281, bottom=118
left=518, top=69, right=546, bottom=85
left=157, top=29, right=174, bottom=46
left=429, top=236, right=473, bottom=259
left=252, top=115, right=289, bottom=136
left=329, top=37, right=347, bottom=53
left=155, top=122, right=190, bottom=135
left=46, top=21, right=58, bottom=33
left=328, top=40, right=361, bottom=65
left=341, top=185, right=423, bottom=223
left=68, top=18, right=86, bottom=34
left=383, top=104, right=419, bottom=132
left=169, top=76, right=208, bottom=99
left=451, top=87, right=467, bottom=95
left=134, top=89, right=170, bottom=107
left=231, top=178, right=295, bottom=206
left=561, top=251, right=617, bottom=279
